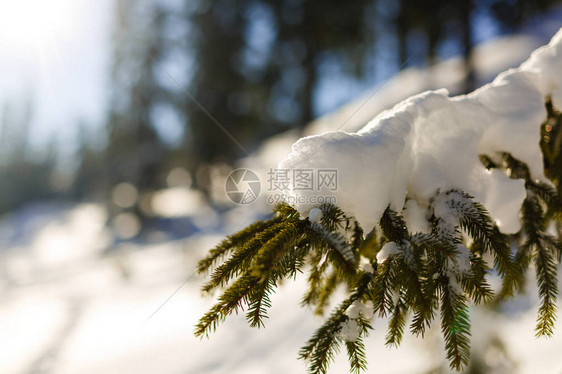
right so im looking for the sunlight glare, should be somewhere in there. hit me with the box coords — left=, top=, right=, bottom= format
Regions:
left=0, top=0, right=76, bottom=55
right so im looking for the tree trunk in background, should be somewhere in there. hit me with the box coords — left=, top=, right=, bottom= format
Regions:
left=397, top=0, right=409, bottom=67
left=301, top=35, right=317, bottom=130
left=427, top=19, right=440, bottom=66
left=460, top=0, right=475, bottom=93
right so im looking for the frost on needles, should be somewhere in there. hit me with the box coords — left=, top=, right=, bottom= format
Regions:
left=196, top=29, right=562, bottom=373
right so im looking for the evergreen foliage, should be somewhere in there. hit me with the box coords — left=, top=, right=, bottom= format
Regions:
left=196, top=100, right=562, bottom=373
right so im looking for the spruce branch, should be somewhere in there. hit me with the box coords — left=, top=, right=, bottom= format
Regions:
left=461, top=254, right=493, bottom=305
left=197, top=216, right=282, bottom=274
left=246, top=274, right=276, bottom=328
left=440, top=282, right=471, bottom=370
left=299, top=309, right=347, bottom=374
left=345, top=338, right=368, bottom=374
left=308, top=221, right=357, bottom=266
left=253, top=221, right=301, bottom=271
left=313, top=270, right=340, bottom=315
left=414, top=256, right=443, bottom=339
left=202, top=220, right=288, bottom=292
left=195, top=274, right=261, bottom=338
left=380, top=207, right=409, bottom=242
left=302, top=250, right=330, bottom=310
left=345, top=318, right=371, bottom=374
left=318, top=203, right=349, bottom=232
left=520, top=193, right=560, bottom=333
left=534, top=240, right=559, bottom=337
left=300, top=271, right=374, bottom=374
left=373, top=257, right=396, bottom=317
left=385, top=292, right=408, bottom=347
left=195, top=98, right=562, bottom=374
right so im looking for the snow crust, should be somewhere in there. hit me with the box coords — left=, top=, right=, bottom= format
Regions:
left=280, top=29, right=562, bottom=234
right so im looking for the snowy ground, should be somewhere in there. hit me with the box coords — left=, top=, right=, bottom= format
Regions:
left=0, top=202, right=432, bottom=374
left=1, top=202, right=562, bottom=374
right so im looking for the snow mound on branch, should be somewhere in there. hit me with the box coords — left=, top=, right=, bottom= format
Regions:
left=376, top=241, right=401, bottom=263
left=279, top=28, right=562, bottom=233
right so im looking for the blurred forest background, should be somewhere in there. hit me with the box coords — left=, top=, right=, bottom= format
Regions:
left=1, top=0, right=562, bottom=237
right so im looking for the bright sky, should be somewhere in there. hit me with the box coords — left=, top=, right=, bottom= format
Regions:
left=0, top=0, right=112, bottom=159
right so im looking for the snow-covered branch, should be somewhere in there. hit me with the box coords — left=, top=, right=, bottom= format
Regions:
left=198, top=29, right=562, bottom=374
left=279, top=29, right=562, bottom=234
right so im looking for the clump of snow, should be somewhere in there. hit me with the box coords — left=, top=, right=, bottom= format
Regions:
left=433, top=190, right=475, bottom=222
left=446, top=273, right=464, bottom=295
left=376, top=241, right=401, bottom=263
left=308, top=208, right=323, bottom=223
left=359, top=256, right=374, bottom=274
left=521, top=30, right=562, bottom=108
left=444, top=245, right=472, bottom=294
left=347, top=303, right=361, bottom=319
left=431, top=190, right=477, bottom=241
left=447, top=244, right=472, bottom=275
left=340, top=300, right=375, bottom=342
left=346, top=300, right=374, bottom=320
left=339, top=318, right=360, bottom=342
left=278, top=28, right=562, bottom=235
left=430, top=190, right=474, bottom=289
left=403, top=199, right=430, bottom=234
left=401, top=240, right=415, bottom=269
